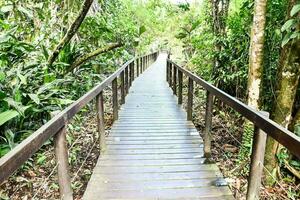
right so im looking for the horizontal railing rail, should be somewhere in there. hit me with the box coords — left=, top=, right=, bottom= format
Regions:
left=166, top=58, right=300, bottom=200
left=0, top=51, right=158, bottom=199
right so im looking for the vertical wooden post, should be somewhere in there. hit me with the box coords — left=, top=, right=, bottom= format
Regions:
left=96, top=92, right=106, bottom=153
left=120, top=71, right=125, bottom=104
left=178, top=70, right=183, bottom=104
left=169, top=63, right=173, bottom=87
left=246, top=112, right=269, bottom=200
left=54, top=125, right=73, bottom=200
left=130, top=62, right=134, bottom=83
left=187, top=77, right=193, bottom=121
left=166, top=62, right=170, bottom=83
left=129, top=63, right=132, bottom=88
left=112, top=78, right=118, bottom=121
left=204, top=91, right=213, bottom=158
left=173, top=65, right=177, bottom=95
left=140, top=57, right=143, bottom=73
left=136, top=58, right=139, bottom=77
left=125, top=67, right=129, bottom=94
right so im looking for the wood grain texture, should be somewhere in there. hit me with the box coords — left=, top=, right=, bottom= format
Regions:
left=83, top=54, right=233, bottom=200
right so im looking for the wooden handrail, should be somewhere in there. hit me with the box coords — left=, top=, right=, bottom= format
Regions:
left=167, top=59, right=300, bottom=159
left=0, top=52, right=158, bottom=199
left=167, top=58, right=300, bottom=200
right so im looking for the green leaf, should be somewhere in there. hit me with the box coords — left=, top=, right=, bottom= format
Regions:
left=28, top=94, right=40, bottom=104
left=291, top=4, right=300, bottom=17
left=281, top=19, right=296, bottom=32
left=17, top=71, right=27, bottom=85
left=139, top=25, right=146, bottom=36
left=0, top=71, right=5, bottom=81
left=281, top=32, right=292, bottom=47
left=18, top=6, right=33, bottom=19
left=0, top=110, right=19, bottom=126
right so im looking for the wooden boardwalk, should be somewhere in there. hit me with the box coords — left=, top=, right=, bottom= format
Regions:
left=83, top=54, right=233, bottom=199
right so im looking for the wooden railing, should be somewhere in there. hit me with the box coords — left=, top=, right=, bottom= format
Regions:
left=166, top=58, right=300, bottom=200
left=0, top=52, right=158, bottom=199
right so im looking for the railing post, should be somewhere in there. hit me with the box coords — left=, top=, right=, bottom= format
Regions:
left=246, top=112, right=269, bottom=200
left=125, top=67, right=129, bottom=95
left=130, top=62, right=134, bottom=83
left=169, top=63, right=173, bottom=87
left=173, top=65, right=177, bottom=95
left=136, top=58, right=139, bottom=77
left=54, top=124, right=73, bottom=200
left=120, top=71, right=125, bottom=104
left=112, top=78, right=118, bottom=121
left=178, top=70, right=183, bottom=104
left=166, top=61, right=170, bottom=83
left=140, top=57, right=143, bottom=73
left=204, top=91, right=213, bottom=158
left=129, top=63, right=132, bottom=88
left=96, top=92, right=106, bottom=153
left=187, top=77, right=193, bottom=121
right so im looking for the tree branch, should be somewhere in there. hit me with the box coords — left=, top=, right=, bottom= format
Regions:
left=65, top=42, right=123, bottom=74
left=48, top=0, right=94, bottom=67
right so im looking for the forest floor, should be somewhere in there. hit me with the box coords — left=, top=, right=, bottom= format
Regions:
left=196, top=106, right=300, bottom=200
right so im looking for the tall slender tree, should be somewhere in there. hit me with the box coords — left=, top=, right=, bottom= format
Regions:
left=239, top=0, right=268, bottom=159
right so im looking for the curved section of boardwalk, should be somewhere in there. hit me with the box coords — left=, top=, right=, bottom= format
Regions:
left=83, top=54, right=233, bottom=199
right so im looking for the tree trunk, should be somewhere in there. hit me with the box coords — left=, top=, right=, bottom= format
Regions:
left=65, top=42, right=122, bottom=74
left=48, top=0, right=94, bottom=67
left=239, top=0, right=268, bottom=160
left=210, top=0, right=230, bottom=81
left=264, top=39, right=300, bottom=186
left=264, top=0, right=300, bottom=186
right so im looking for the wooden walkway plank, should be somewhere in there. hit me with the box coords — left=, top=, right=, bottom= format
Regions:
left=83, top=54, right=233, bottom=200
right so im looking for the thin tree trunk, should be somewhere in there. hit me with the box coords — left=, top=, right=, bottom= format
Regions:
left=239, top=0, right=268, bottom=160
left=48, top=0, right=94, bottom=67
left=65, top=42, right=123, bottom=74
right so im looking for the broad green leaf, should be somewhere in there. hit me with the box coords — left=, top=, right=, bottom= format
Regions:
left=291, top=4, right=300, bottom=17
left=0, top=110, right=19, bottom=126
left=139, top=25, right=146, bottom=36
left=281, top=19, right=295, bottom=32
left=281, top=32, right=292, bottom=47
left=28, top=94, right=40, bottom=104
left=0, top=71, right=5, bottom=81
left=18, top=6, right=33, bottom=19
left=58, top=98, right=74, bottom=105
left=17, top=71, right=27, bottom=85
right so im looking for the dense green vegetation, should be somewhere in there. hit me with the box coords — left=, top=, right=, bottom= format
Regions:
left=0, top=0, right=300, bottom=199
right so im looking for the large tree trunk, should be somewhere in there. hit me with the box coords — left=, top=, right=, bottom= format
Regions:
left=264, top=38, right=300, bottom=186
left=239, top=0, right=268, bottom=159
left=48, top=0, right=94, bottom=67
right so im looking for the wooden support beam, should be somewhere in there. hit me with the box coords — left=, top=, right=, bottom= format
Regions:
left=169, top=63, right=173, bottom=87
left=120, top=71, right=125, bottom=104
left=204, top=91, right=213, bottom=158
left=96, top=92, right=106, bottom=153
left=173, top=65, right=177, bottom=95
left=178, top=70, right=183, bottom=104
left=136, top=58, right=139, bottom=77
left=166, top=62, right=170, bottom=83
left=247, top=112, right=269, bottom=200
left=187, top=77, right=193, bottom=121
left=125, top=67, right=129, bottom=95
left=112, top=78, right=118, bottom=121
left=54, top=125, right=73, bottom=200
